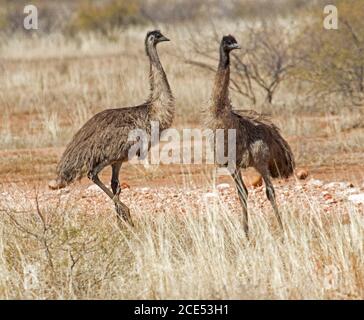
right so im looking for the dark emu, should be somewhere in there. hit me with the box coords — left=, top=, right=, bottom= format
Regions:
left=205, top=35, right=295, bottom=237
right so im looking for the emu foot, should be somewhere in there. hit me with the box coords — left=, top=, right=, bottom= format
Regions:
left=243, top=224, right=249, bottom=241
left=114, top=200, right=134, bottom=227
left=273, top=208, right=284, bottom=232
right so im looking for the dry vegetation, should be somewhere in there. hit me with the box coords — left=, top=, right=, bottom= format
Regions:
left=1, top=179, right=363, bottom=299
left=0, top=0, right=363, bottom=299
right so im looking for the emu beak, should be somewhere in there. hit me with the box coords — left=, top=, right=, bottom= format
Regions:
left=230, top=43, right=241, bottom=50
left=159, top=35, right=170, bottom=42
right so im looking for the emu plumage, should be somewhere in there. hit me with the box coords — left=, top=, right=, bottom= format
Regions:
left=205, top=35, right=295, bottom=236
left=49, top=30, right=174, bottom=225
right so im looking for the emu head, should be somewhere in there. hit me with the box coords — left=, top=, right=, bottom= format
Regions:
left=221, top=35, right=240, bottom=52
left=145, top=30, right=170, bottom=54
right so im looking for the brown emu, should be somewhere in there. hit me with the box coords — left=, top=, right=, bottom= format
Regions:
left=205, top=35, right=295, bottom=236
left=49, top=30, right=174, bottom=225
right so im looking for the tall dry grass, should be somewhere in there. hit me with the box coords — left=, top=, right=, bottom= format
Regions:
left=0, top=182, right=363, bottom=299
left=1, top=23, right=363, bottom=168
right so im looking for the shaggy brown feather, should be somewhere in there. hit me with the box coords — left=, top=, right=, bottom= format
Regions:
left=56, top=105, right=150, bottom=184
left=204, top=39, right=295, bottom=178
left=51, top=31, right=174, bottom=189
left=204, top=35, right=295, bottom=236
left=231, top=109, right=295, bottom=178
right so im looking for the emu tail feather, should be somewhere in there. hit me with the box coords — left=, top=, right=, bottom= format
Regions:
left=48, top=143, right=88, bottom=190
left=269, top=133, right=295, bottom=179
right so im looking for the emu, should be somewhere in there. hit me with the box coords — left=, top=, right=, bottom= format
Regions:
left=205, top=35, right=295, bottom=236
left=49, top=30, right=174, bottom=226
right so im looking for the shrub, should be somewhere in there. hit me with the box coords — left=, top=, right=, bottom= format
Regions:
left=68, top=0, right=145, bottom=34
left=187, top=22, right=298, bottom=106
left=294, top=0, right=364, bottom=107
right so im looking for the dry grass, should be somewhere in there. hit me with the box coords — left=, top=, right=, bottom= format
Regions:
left=0, top=181, right=363, bottom=299
left=1, top=24, right=363, bottom=167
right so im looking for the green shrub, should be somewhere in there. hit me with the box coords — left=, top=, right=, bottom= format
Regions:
left=0, top=12, right=7, bottom=30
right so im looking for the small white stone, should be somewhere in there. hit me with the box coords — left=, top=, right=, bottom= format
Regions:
left=308, top=179, right=324, bottom=187
left=348, top=194, right=364, bottom=204
left=203, top=192, right=219, bottom=202
left=216, top=183, right=230, bottom=190
left=323, top=182, right=337, bottom=189
left=324, top=182, right=350, bottom=190
left=87, top=185, right=101, bottom=192
left=60, top=194, right=69, bottom=200
left=345, top=188, right=361, bottom=195
left=57, top=188, right=70, bottom=195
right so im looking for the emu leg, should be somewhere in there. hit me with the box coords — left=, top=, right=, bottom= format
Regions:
left=262, top=174, right=283, bottom=230
left=111, top=162, right=122, bottom=196
left=88, top=167, right=133, bottom=226
left=231, top=169, right=249, bottom=238
left=110, top=162, right=133, bottom=225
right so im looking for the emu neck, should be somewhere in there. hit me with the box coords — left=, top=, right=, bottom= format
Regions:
left=147, top=45, right=174, bottom=130
left=210, top=48, right=231, bottom=116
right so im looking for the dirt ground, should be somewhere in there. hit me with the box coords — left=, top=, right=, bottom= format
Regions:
left=0, top=112, right=363, bottom=217
left=0, top=145, right=363, bottom=222
left=0, top=145, right=363, bottom=187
